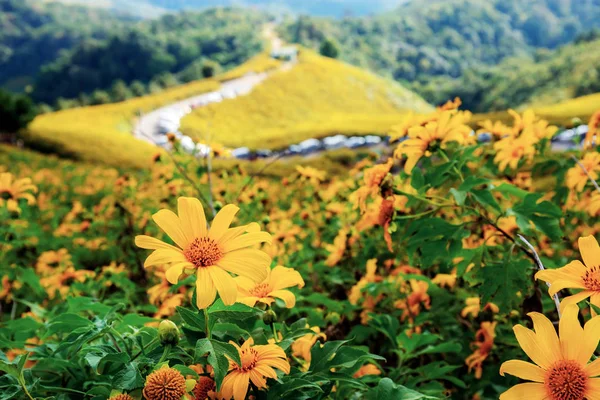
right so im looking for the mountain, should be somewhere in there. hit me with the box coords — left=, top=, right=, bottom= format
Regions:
left=1, top=1, right=268, bottom=106
left=44, top=0, right=411, bottom=18
left=280, top=0, right=600, bottom=105
left=24, top=50, right=430, bottom=168
left=418, top=34, right=600, bottom=112
left=180, top=49, right=432, bottom=150
left=0, top=0, right=131, bottom=91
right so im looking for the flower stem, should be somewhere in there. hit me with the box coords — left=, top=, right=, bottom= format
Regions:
left=158, top=344, right=171, bottom=364
left=203, top=308, right=211, bottom=339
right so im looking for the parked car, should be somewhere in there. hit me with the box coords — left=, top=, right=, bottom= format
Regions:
left=231, top=147, right=251, bottom=159
left=298, top=138, right=322, bottom=154
left=346, top=136, right=366, bottom=149
left=323, top=135, right=347, bottom=150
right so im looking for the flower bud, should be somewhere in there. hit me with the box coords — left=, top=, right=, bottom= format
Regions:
left=325, top=312, right=341, bottom=325
left=158, top=320, right=180, bottom=346
left=262, top=309, right=277, bottom=325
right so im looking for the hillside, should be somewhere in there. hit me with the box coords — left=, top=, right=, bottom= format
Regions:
left=416, top=36, right=600, bottom=111
left=0, top=0, right=130, bottom=91
left=180, top=49, right=432, bottom=149
left=1, top=1, right=268, bottom=106
left=280, top=0, right=600, bottom=103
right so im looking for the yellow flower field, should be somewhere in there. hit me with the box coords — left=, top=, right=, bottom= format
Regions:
left=4, top=102, right=600, bottom=399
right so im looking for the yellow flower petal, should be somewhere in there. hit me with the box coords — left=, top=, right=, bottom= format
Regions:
left=208, top=266, right=237, bottom=305
left=547, top=278, right=587, bottom=296
left=209, top=204, right=240, bottom=241
left=579, top=235, right=600, bottom=268
left=177, top=197, right=207, bottom=241
left=270, top=289, right=296, bottom=308
left=221, top=232, right=272, bottom=253
left=558, top=304, right=584, bottom=360
left=270, top=266, right=305, bottom=290
left=143, top=249, right=187, bottom=268
left=581, top=316, right=600, bottom=367
left=499, top=360, right=545, bottom=382
left=135, top=235, right=180, bottom=251
left=586, top=358, right=600, bottom=378
left=196, top=267, right=217, bottom=309
left=152, top=209, right=189, bottom=249
left=587, top=378, right=600, bottom=400
left=559, top=291, right=593, bottom=314
left=499, top=383, right=547, bottom=400
left=217, top=249, right=270, bottom=282
left=513, top=325, right=554, bottom=369
left=165, top=262, right=191, bottom=284
left=528, top=312, right=561, bottom=363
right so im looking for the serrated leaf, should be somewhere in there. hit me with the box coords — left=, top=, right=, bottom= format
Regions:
left=365, top=378, right=438, bottom=400
left=195, top=338, right=241, bottom=390
left=477, top=258, right=532, bottom=312
left=309, top=339, right=350, bottom=373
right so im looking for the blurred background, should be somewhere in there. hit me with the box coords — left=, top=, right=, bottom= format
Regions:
left=1, top=0, right=600, bottom=165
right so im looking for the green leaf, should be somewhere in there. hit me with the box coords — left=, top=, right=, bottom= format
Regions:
left=194, top=338, right=241, bottom=390
left=365, top=378, right=438, bottom=400
left=208, top=299, right=263, bottom=322
left=327, top=346, right=385, bottom=371
left=493, top=183, right=528, bottom=199
left=471, top=189, right=501, bottom=213
left=511, top=193, right=563, bottom=240
left=458, top=176, right=489, bottom=192
left=477, top=258, right=532, bottom=312
left=45, top=313, right=93, bottom=336
left=266, top=377, right=323, bottom=399
left=176, top=306, right=206, bottom=332
left=309, top=339, right=350, bottom=373
left=449, top=188, right=466, bottom=206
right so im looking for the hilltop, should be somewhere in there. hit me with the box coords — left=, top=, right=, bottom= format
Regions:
left=180, top=49, right=432, bottom=150
left=418, top=36, right=600, bottom=112
left=280, top=0, right=600, bottom=106
left=23, top=50, right=429, bottom=167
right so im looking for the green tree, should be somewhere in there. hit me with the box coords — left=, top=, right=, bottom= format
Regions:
left=319, top=38, right=340, bottom=59
left=201, top=60, right=221, bottom=78
left=0, top=89, right=37, bottom=133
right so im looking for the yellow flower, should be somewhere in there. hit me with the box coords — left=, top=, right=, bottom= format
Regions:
left=143, top=365, right=188, bottom=400
left=292, top=326, right=326, bottom=365
left=477, top=119, right=511, bottom=138
left=219, top=338, right=290, bottom=400
left=583, top=110, right=600, bottom=149
left=493, top=135, right=536, bottom=172
left=0, top=172, right=37, bottom=213
left=394, top=110, right=472, bottom=174
left=296, top=166, right=326, bottom=185
left=566, top=153, right=600, bottom=192
left=536, top=235, right=600, bottom=313
left=135, top=197, right=272, bottom=309
left=461, top=297, right=500, bottom=318
left=465, top=321, right=496, bottom=379
left=432, top=269, right=457, bottom=289
left=499, top=304, right=600, bottom=399
left=235, top=265, right=304, bottom=308
left=353, top=364, right=382, bottom=378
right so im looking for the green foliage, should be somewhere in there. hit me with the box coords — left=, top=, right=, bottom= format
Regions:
left=319, top=38, right=340, bottom=59
left=0, top=89, right=36, bottom=133
left=280, top=0, right=600, bottom=108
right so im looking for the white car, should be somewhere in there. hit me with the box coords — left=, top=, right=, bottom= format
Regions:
left=323, top=135, right=347, bottom=149
left=298, top=138, right=321, bottom=153
left=180, top=136, right=196, bottom=154
left=365, top=135, right=382, bottom=145
left=346, top=136, right=366, bottom=148
left=231, top=147, right=251, bottom=159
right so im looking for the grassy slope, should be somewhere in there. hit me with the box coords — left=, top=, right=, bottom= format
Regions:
left=181, top=49, right=433, bottom=150
left=23, top=52, right=284, bottom=169
left=471, top=92, right=600, bottom=129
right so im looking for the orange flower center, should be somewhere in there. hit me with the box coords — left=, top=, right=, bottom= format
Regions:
left=193, top=376, right=215, bottom=400
left=583, top=266, right=600, bottom=291
left=249, top=283, right=270, bottom=298
left=143, top=367, right=187, bottom=400
left=184, top=237, right=223, bottom=268
left=545, top=360, right=587, bottom=400
left=235, top=348, right=259, bottom=372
